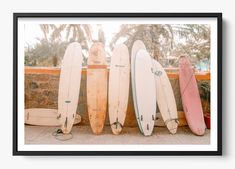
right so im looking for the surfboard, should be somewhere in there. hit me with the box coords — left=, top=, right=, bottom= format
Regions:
left=25, top=108, right=81, bottom=126
left=108, top=44, right=130, bottom=135
left=152, top=59, right=178, bottom=134
left=179, top=56, right=206, bottom=136
left=58, top=42, right=83, bottom=134
left=131, top=40, right=147, bottom=133
left=134, top=49, right=157, bottom=136
left=87, top=42, right=108, bottom=134
left=155, top=111, right=187, bottom=127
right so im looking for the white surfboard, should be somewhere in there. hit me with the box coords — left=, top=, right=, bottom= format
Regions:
left=131, top=40, right=147, bottom=133
left=58, top=42, right=83, bottom=134
left=108, top=44, right=130, bottom=135
left=134, top=49, right=157, bottom=136
left=25, top=108, right=81, bottom=126
left=152, top=59, right=178, bottom=134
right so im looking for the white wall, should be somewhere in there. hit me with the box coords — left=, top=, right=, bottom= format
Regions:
left=0, top=0, right=234, bottom=168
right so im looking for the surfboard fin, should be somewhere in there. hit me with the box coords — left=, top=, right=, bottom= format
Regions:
left=176, top=119, right=179, bottom=124
left=57, top=114, right=61, bottom=119
left=165, top=118, right=179, bottom=125
left=27, top=112, right=29, bottom=120
left=116, top=118, right=118, bottom=129
left=65, top=117, right=68, bottom=129
left=112, top=122, right=123, bottom=129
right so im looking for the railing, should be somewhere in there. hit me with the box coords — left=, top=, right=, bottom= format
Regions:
left=25, top=66, right=210, bottom=80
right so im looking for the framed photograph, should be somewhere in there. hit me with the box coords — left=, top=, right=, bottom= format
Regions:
left=13, top=13, right=222, bottom=156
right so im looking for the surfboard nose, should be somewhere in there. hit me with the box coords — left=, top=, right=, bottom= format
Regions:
left=111, top=122, right=123, bottom=135
left=141, top=124, right=154, bottom=136
left=179, top=56, right=191, bottom=66
left=166, top=121, right=178, bottom=134
left=194, top=127, right=206, bottom=136
left=142, top=131, right=152, bottom=136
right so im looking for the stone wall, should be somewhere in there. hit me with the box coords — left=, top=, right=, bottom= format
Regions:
left=25, top=67, right=210, bottom=127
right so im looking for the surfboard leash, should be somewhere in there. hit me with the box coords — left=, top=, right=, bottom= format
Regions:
left=52, top=128, right=73, bottom=141
left=164, top=118, right=179, bottom=126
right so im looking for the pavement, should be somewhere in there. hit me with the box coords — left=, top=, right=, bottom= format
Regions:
left=25, top=125, right=210, bottom=145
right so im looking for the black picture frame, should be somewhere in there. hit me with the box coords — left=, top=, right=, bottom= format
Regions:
left=13, top=12, right=222, bottom=156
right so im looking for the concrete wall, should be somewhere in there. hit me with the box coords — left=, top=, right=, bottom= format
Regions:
left=25, top=67, right=210, bottom=127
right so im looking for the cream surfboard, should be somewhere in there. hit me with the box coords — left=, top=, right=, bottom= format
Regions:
left=108, top=44, right=130, bottom=135
left=58, top=42, right=83, bottom=134
left=131, top=40, right=147, bottom=133
left=179, top=56, right=206, bottom=136
left=134, top=49, right=157, bottom=136
left=25, top=108, right=81, bottom=126
left=87, top=42, right=108, bottom=135
left=155, top=111, right=187, bottom=127
left=152, top=59, right=178, bottom=134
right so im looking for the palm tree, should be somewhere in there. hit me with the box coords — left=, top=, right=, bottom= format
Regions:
left=37, top=24, right=94, bottom=66
left=110, top=24, right=210, bottom=63
left=110, top=24, right=174, bottom=60
left=39, top=24, right=58, bottom=41
left=39, top=24, right=92, bottom=50
left=171, top=24, right=210, bottom=61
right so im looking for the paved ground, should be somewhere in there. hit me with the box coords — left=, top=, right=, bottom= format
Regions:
left=25, top=125, right=210, bottom=145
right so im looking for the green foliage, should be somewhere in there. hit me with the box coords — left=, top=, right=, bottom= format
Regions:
left=40, top=24, right=92, bottom=50
left=200, top=81, right=210, bottom=102
left=171, top=24, right=210, bottom=61
left=110, top=24, right=210, bottom=66
left=25, top=39, right=69, bottom=67
left=200, top=81, right=210, bottom=113
left=25, top=24, right=94, bottom=67
left=110, top=24, right=173, bottom=60
left=25, top=24, right=210, bottom=67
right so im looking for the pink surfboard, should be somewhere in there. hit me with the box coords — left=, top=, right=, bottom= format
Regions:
left=179, top=56, right=206, bottom=136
